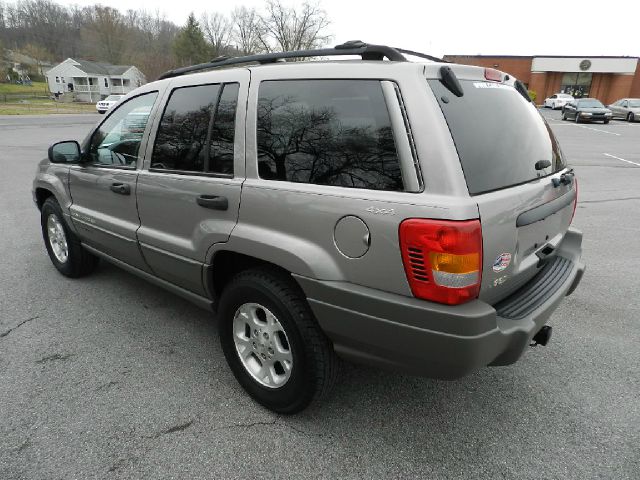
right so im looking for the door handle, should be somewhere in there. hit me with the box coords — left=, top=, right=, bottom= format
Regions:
left=197, top=195, right=228, bottom=211
left=110, top=182, right=131, bottom=195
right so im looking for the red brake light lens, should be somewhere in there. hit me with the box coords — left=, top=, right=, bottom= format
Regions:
left=399, top=219, right=483, bottom=305
left=484, top=68, right=503, bottom=82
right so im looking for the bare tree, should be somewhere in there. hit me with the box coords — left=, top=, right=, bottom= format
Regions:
left=81, top=6, right=127, bottom=63
left=200, top=11, right=231, bottom=58
left=258, top=1, right=331, bottom=53
left=123, top=10, right=179, bottom=79
left=231, top=6, right=263, bottom=55
left=20, top=42, right=50, bottom=76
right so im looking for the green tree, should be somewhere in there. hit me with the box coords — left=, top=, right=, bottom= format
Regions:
left=172, top=13, right=210, bottom=67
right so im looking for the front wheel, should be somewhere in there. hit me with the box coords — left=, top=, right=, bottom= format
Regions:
left=575, top=113, right=581, bottom=123
left=628, top=112, right=635, bottom=123
left=562, top=111, right=568, bottom=121
left=41, top=197, right=98, bottom=277
left=218, top=268, right=337, bottom=413
left=604, top=119, right=610, bottom=124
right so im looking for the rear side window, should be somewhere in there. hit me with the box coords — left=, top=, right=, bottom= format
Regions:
left=256, top=80, right=403, bottom=191
left=429, top=80, right=566, bottom=195
left=151, top=83, right=239, bottom=175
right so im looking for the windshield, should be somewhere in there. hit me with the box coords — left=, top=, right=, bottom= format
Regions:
left=629, top=100, right=640, bottom=108
left=577, top=99, right=604, bottom=108
left=429, top=80, right=566, bottom=195
left=105, top=95, right=123, bottom=102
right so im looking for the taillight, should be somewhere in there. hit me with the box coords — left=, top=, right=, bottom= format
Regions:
left=484, top=68, right=503, bottom=82
left=399, top=219, right=483, bottom=306
left=570, top=178, right=578, bottom=224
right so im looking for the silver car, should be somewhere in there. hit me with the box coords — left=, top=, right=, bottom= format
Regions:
left=608, top=98, right=640, bottom=122
left=33, top=42, right=584, bottom=413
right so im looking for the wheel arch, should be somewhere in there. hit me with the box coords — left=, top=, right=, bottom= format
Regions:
left=35, top=187, right=54, bottom=210
left=206, top=250, right=309, bottom=303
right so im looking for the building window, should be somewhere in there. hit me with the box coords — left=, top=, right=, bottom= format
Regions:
left=561, top=72, right=592, bottom=98
left=104, top=78, right=109, bottom=88
left=55, top=76, right=60, bottom=83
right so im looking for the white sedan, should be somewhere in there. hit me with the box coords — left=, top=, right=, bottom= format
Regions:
left=96, top=95, right=124, bottom=114
left=543, top=93, right=574, bottom=110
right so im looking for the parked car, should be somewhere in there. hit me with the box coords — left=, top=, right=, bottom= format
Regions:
left=543, top=93, right=574, bottom=109
left=96, top=94, right=123, bottom=114
left=608, top=98, right=640, bottom=122
left=33, top=42, right=584, bottom=413
left=562, top=98, right=613, bottom=123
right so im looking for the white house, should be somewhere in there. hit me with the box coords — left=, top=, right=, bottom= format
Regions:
left=45, top=58, right=146, bottom=102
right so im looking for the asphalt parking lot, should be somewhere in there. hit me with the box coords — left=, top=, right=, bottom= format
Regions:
left=1, top=110, right=639, bottom=479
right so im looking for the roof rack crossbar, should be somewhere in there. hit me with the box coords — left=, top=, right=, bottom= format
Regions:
left=158, top=41, right=408, bottom=80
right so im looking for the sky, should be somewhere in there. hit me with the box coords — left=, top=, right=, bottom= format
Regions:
left=61, top=0, right=639, bottom=58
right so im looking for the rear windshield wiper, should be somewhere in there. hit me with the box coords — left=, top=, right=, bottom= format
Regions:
left=535, top=160, right=551, bottom=170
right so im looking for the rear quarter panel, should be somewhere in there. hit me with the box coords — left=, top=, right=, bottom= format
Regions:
left=214, top=62, right=479, bottom=296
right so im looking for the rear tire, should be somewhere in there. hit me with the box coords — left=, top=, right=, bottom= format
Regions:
left=562, top=111, right=568, bottom=121
left=218, top=267, right=337, bottom=414
left=41, top=197, right=98, bottom=277
left=604, top=120, right=610, bottom=124
left=575, top=114, right=581, bottom=123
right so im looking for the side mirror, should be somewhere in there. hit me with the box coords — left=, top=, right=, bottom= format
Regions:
left=48, top=140, right=82, bottom=164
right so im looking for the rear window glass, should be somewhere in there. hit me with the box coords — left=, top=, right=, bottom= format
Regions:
left=429, top=80, right=566, bottom=195
left=256, top=79, right=403, bottom=191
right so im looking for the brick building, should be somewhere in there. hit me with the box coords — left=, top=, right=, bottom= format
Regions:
left=443, top=55, right=640, bottom=105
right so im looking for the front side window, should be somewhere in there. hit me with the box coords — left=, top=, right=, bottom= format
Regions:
left=151, top=83, right=239, bottom=175
left=88, top=92, right=158, bottom=167
left=256, top=79, right=403, bottom=191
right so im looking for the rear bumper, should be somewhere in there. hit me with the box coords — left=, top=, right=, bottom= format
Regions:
left=294, top=227, right=584, bottom=379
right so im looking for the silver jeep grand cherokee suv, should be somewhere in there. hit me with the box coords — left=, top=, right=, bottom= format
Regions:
left=33, top=42, right=585, bottom=413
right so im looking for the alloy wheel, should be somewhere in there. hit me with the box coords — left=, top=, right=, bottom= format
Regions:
left=232, top=302, right=293, bottom=388
left=47, top=214, right=69, bottom=263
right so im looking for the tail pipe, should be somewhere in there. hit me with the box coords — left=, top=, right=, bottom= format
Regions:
left=530, top=325, right=552, bottom=347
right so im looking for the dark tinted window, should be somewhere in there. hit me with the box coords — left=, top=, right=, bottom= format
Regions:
left=429, top=80, right=566, bottom=195
left=152, top=84, right=220, bottom=172
left=256, top=80, right=403, bottom=191
left=151, top=83, right=239, bottom=175
left=207, top=83, right=239, bottom=175
left=88, top=92, right=157, bottom=167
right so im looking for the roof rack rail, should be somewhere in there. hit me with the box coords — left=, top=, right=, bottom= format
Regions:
left=158, top=41, right=442, bottom=80
left=393, top=48, right=447, bottom=64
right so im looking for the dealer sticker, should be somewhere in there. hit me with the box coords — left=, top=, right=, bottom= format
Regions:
left=473, top=82, right=511, bottom=89
left=492, top=253, right=512, bottom=272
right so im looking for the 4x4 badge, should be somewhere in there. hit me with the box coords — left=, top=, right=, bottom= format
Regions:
left=492, top=253, right=512, bottom=272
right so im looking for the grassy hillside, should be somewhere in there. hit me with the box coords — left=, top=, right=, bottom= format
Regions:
left=0, top=81, right=49, bottom=94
